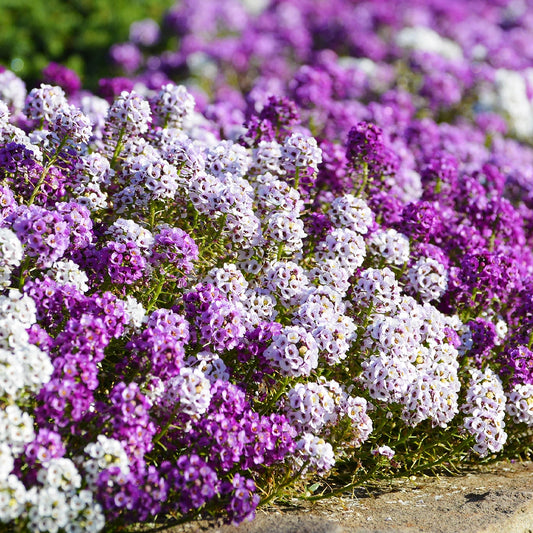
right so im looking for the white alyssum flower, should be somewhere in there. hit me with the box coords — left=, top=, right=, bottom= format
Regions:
left=372, top=445, right=395, bottom=459
left=353, top=267, right=402, bottom=313
left=480, top=68, right=533, bottom=139
left=494, top=318, right=508, bottom=345
left=408, top=257, right=448, bottom=302
left=368, top=228, right=410, bottom=266
left=0, top=343, right=53, bottom=398
left=255, top=178, right=303, bottom=217
left=264, top=325, right=319, bottom=377
left=0, top=290, right=36, bottom=328
left=343, top=395, right=373, bottom=447
left=0, top=404, right=35, bottom=454
left=328, top=194, right=374, bottom=233
left=262, top=211, right=307, bottom=252
left=0, top=444, right=13, bottom=481
left=205, top=140, right=251, bottom=179
left=309, top=260, right=352, bottom=296
left=315, top=227, right=366, bottom=273
left=204, top=263, right=249, bottom=302
left=462, top=367, right=507, bottom=457
left=284, top=380, right=340, bottom=434
left=37, top=458, right=81, bottom=492
left=162, top=366, right=212, bottom=416
left=194, top=355, right=231, bottom=383
left=152, top=84, right=195, bottom=129
left=48, top=260, right=89, bottom=293
left=295, top=433, right=335, bottom=474
left=107, top=218, right=154, bottom=250
left=295, top=287, right=357, bottom=364
left=27, top=485, right=70, bottom=532
left=24, top=84, right=68, bottom=123
left=122, top=295, right=147, bottom=330
left=506, top=384, right=533, bottom=426
left=83, top=436, right=130, bottom=487
left=0, top=71, right=26, bottom=115
left=0, top=474, right=27, bottom=523
left=281, top=132, right=322, bottom=173
left=263, top=260, right=310, bottom=307
left=27, top=484, right=105, bottom=532
left=250, top=141, right=284, bottom=175
left=239, top=288, right=277, bottom=329
left=0, top=317, right=29, bottom=351
left=0, top=228, right=23, bottom=269
left=396, top=26, right=463, bottom=61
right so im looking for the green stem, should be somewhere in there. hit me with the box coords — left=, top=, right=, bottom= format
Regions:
left=259, top=464, right=308, bottom=507
left=372, top=413, right=389, bottom=438
left=129, top=506, right=204, bottom=533
left=27, top=137, right=68, bottom=205
left=397, top=259, right=409, bottom=280
left=153, top=406, right=180, bottom=446
left=359, top=300, right=374, bottom=331
left=191, top=206, right=199, bottom=229
left=212, top=212, right=228, bottom=243
left=110, top=127, right=126, bottom=169
left=355, top=162, right=369, bottom=196
left=17, top=256, right=30, bottom=290
left=259, top=377, right=290, bottom=415
left=149, top=201, right=157, bottom=230
left=277, top=242, right=284, bottom=261
left=146, top=276, right=165, bottom=312
left=488, top=216, right=498, bottom=252
left=27, top=168, right=50, bottom=206
left=300, top=461, right=381, bottom=502
left=409, top=436, right=473, bottom=474
left=293, top=167, right=300, bottom=190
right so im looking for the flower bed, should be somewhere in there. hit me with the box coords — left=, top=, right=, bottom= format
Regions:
left=0, top=1, right=533, bottom=531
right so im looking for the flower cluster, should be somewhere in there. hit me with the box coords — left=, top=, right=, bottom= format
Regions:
left=1, top=0, right=533, bottom=530
left=462, top=368, right=507, bottom=457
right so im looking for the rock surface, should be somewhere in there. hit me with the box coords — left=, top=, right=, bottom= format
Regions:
left=148, top=460, right=533, bottom=533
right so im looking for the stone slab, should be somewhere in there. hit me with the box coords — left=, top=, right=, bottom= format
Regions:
left=141, top=460, right=533, bottom=533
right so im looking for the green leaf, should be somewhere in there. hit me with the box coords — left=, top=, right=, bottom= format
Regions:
left=308, top=483, right=320, bottom=493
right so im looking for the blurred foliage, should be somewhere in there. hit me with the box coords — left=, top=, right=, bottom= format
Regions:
left=0, top=0, right=175, bottom=91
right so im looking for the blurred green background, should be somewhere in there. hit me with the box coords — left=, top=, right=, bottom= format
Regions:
left=0, top=0, right=175, bottom=90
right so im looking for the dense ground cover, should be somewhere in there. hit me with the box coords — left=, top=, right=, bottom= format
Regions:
left=0, top=0, right=533, bottom=531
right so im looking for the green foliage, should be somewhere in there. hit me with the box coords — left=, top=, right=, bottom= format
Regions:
left=0, top=0, right=175, bottom=90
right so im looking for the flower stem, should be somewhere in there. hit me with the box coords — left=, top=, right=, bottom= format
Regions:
left=146, top=277, right=166, bottom=312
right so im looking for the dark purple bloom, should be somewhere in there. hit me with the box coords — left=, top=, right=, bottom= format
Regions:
left=223, top=473, right=260, bottom=525
left=258, top=95, right=299, bottom=138
left=164, top=455, right=219, bottom=515
left=98, top=77, right=136, bottom=103
left=240, top=115, right=276, bottom=146
left=346, top=121, right=399, bottom=183
left=11, top=205, right=70, bottom=268
left=466, top=317, right=498, bottom=367
left=183, top=284, right=245, bottom=353
left=420, top=151, right=459, bottom=202
left=498, top=345, right=533, bottom=386
left=150, top=225, right=198, bottom=285
left=42, top=62, right=81, bottom=95
left=399, top=201, right=443, bottom=243
left=103, top=240, right=147, bottom=285
left=315, top=139, right=351, bottom=198
left=125, top=308, right=189, bottom=379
